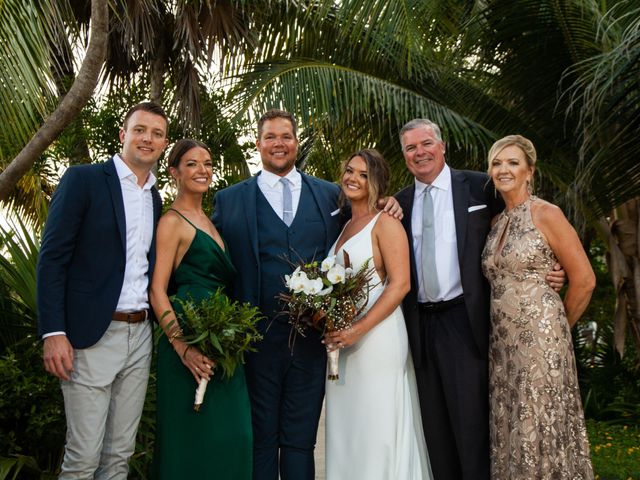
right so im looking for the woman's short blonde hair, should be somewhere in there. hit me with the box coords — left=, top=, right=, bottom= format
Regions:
left=487, top=135, right=537, bottom=173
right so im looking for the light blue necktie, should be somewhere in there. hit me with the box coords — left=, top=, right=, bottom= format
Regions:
left=281, top=177, right=293, bottom=226
left=421, top=185, right=438, bottom=299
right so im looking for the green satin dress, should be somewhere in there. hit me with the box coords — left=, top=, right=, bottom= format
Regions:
left=151, top=211, right=252, bottom=479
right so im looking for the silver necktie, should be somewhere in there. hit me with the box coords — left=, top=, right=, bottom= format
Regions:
left=281, top=177, right=293, bottom=226
left=421, top=185, right=438, bottom=299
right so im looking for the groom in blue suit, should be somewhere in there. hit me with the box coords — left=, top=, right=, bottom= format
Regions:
left=37, top=102, right=169, bottom=479
left=215, top=110, right=402, bottom=479
left=213, top=110, right=341, bottom=480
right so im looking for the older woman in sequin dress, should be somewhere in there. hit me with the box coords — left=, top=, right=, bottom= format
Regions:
left=481, top=135, right=595, bottom=479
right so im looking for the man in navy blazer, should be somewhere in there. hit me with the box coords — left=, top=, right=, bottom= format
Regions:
left=213, top=110, right=341, bottom=480
left=37, top=102, right=169, bottom=479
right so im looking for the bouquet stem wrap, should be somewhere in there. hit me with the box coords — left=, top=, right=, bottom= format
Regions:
left=327, top=349, right=340, bottom=380
left=194, top=378, right=208, bottom=411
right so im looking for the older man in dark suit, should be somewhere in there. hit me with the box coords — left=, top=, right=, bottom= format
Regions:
left=395, top=119, right=563, bottom=480
left=37, top=102, right=168, bottom=479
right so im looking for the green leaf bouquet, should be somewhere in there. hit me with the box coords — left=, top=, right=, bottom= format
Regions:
left=171, top=288, right=264, bottom=410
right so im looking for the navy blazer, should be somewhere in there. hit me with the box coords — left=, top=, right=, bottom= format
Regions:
left=396, top=167, right=504, bottom=367
left=37, top=158, right=162, bottom=349
left=212, top=172, right=341, bottom=307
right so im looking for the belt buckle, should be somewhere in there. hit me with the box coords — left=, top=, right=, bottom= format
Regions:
left=419, top=302, right=436, bottom=312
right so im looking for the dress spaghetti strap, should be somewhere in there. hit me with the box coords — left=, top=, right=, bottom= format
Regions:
left=167, top=208, right=197, bottom=230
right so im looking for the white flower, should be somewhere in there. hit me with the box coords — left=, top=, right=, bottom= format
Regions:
left=289, top=272, right=309, bottom=293
left=345, top=267, right=354, bottom=278
left=303, top=277, right=324, bottom=295
left=327, top=264, right=346, bottom=284
left=321, top=255, right=336, bottom=272
left=317, top=285, right=333, bottom=296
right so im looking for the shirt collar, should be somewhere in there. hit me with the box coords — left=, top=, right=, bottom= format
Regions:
left=414, top=163, right=451, bottom=195
left=113, top=154, right=156, bottom=190
left=260, top=167, right=302, bottom=189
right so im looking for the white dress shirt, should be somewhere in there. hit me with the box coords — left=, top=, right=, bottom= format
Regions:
left=257, top=168, right=302, bottom=222
left=113, top=154, right=156, bottom=312
left=411, top=164, right=463, bottom=302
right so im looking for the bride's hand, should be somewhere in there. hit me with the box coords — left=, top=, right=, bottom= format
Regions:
left=175, top=341, right=215, bottom=383
left=323, top=324, right=365, bottom=351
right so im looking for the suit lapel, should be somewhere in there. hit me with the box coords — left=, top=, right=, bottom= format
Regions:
left=302, top=173, right=334, bottom=253
left=451, top=168, right=469, bottom=267
left=149, top=187, right=162, bottom=269
left=103, top=159, right=126, bottom=251
left=243, top=176, right=260, bottom=266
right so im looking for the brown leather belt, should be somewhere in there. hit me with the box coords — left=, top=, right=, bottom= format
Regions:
left=112, top=309, right=148, bottom=323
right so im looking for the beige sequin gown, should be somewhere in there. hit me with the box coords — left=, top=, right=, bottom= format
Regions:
left=481, top=196, right=593, bottom=479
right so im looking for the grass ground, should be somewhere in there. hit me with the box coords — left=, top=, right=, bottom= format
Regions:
left=588, top=420, right=640, bottom=480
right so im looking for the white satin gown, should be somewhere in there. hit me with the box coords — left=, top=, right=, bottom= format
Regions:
left=325, top=213, right=432, bottom=480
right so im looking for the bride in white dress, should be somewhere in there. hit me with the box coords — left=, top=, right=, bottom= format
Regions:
left=324, top=149, right=432, bottom=480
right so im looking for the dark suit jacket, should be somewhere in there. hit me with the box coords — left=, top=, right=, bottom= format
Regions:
left=396, top=167, right=504, bottom=367
left=37, top=158, right=162, bottom=349
left=212, top=172, right=341, bottom=308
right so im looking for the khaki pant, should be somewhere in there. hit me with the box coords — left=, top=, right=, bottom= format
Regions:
left=59, top=320, right=152, bottom=480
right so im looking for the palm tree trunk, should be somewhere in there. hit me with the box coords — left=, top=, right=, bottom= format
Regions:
left=603, top=198, right=640, bottom=357
left=0, top=0, right=107, bottom=201
left=50, top=26, right=92, bottom=165
left=150, top=39, right=167, bottom=105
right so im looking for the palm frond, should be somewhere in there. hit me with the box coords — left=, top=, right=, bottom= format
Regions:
left=0, top=0, right=64, bottom=154
left=564, top=6, right=640, bottom=215
left=0, top=214, right=40, bottom=349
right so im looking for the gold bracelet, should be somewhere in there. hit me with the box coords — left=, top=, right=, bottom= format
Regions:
left=167, top=326, right=184, bottom=344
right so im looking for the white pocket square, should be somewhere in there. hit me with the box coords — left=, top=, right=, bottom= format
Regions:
left=330, top=208, right=341, bottom=217
left=468, top=204, right=487, bottom=212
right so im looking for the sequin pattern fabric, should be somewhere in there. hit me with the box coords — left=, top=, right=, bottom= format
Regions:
left=481, top=196, right=593, bottom=479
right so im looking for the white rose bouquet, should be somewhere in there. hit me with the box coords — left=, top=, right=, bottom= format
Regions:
left=279, top=253, right=374, bottom=380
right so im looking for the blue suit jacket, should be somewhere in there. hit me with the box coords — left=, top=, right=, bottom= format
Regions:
left=37, top=158, right=162, bottom=349
left=212, top=172, right=341, bottom=308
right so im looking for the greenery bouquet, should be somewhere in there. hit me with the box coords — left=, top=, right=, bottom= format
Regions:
left=279, top=253, right=375, bottom=380
left=170, top=289, right=264, bottom=411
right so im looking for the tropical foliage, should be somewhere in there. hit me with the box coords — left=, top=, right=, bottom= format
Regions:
left=0, top=0, right=639, bottom=477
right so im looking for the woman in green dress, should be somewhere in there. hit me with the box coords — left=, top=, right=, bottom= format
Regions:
left=149, top=139, right=252, bottom=479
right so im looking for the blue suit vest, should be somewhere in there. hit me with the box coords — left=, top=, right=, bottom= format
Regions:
left=256, top=182, right=328, bottom=320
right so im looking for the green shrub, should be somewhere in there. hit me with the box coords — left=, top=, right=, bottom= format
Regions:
left=574, top=240, right=640, bottom=423
left=0, top=340, right=65, bottom=477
